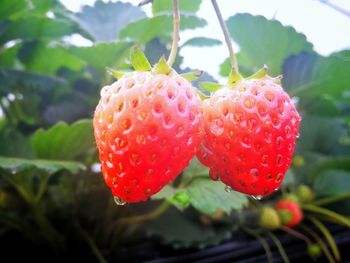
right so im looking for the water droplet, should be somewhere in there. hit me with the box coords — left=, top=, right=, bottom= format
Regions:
left=225, top=185, right=233, bottom=193
left=296, top=132, right=300, bottom=138
left=250, top=168, right=259, bottom=176
left=274, top=187, right=280, bottom=192
left=114, top=196, right=126, bottom=206
left=106, top=161, right=113, bottom=168
left=210, top=119, right=224, bottom=135
left=250, top=195, right=263, bottom=200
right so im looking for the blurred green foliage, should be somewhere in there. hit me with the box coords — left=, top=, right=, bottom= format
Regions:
left=1, top=0, right=350, bottom=260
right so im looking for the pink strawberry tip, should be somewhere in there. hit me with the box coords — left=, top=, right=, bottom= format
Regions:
left=106, top=45, right=203, bottom=82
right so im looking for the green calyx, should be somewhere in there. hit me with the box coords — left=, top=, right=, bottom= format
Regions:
left=198, top=64, right=271, bottom=94
left=106, top=45, right=202, bottom=82
left=277, top=210, right=292, bottom=225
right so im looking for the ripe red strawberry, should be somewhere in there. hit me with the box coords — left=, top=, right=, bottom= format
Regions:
left=197, top=75, right=301, bottom=197
left=93, top=67, right=203, bottom=203
left=275, top=199, right=303, bottom=227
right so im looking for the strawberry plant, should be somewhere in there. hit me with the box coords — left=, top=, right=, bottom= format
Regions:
left=1, top=0, right=350, bottom=262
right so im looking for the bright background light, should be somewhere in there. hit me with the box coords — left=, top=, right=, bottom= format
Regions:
left=60, top=0, right=350, bottom=79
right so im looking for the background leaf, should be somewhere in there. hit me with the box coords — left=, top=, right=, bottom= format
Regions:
left=222, top=13, right=313, bottom=76
left=119, top=15, right=206, bottom=44
left=0, top=16, right=79, bottom=44
left=282, top=51, right=350, bottom=100
left=182, top=37, right=221, bottom=47
left=0, top=157, right=85, bottom=175
left=31, top=119, right=94, bottom=160
left=187, top=178, right=248, bottom=215
left=73, top=1, right=146, bottom=42
left=152, top=0, right=202, bottom=15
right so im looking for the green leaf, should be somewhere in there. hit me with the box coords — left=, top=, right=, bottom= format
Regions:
left=119, top=14, right=206, bottom=44
left=296, top=114, right=350, bottom=156
left=0, top=157, right=85, bottom=175
left=187, top=178, right=248, bottom=215
left=314, top=169, right=350, bottom=197
left=182, top=37, right=221, bottom=47
left=225, top=14, right=313, bottom=76
left=73, top=1, right=146, bottom=42
left=19, top=42, right=86, bottom=75
left=199, top=82, right=224, bottom=93
left=0, top=16, right=79, bottom=44
left=130, top=46, right=152, bottom=71
left=220, top=53, right=254, bottom=77
left=0, top=129, right=34, bottom=158
left=0, top=0, right=28, bottom=19
left=152, top=0, right=202, bottom=15
left=144, top=38, right=169, bottom=65
left=69, top=42, right=131, bottom=75
left=180, top=70, right=203, bottom=82
left=282, top=52, right=350, bottom=100
left=31, top=119, right=94, bottom=160
left=151, top=185, right=176, bottom=200
left=183, top=157, right=209, bottom=177
left=146, top=207, right=234, bottom=249
left=0, top=44, right=20, bottom=67
left=0, top=68, right=67, bottom=93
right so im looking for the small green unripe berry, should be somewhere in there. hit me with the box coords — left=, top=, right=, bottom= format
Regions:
left=260, top=207, right=281, bottom=229
left=296, top=185, right=315, bottom=202
left=308, top=243, right=322, bottom=260
left=293, top=155, right=305, bottom=167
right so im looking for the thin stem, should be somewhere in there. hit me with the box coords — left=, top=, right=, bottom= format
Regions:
left=211, top=0, right=238, bottom=73
left=167, top=0, right=180, bottom=67
left=301, top=204, right=350, bottom=228
left=80, top=229, right=108, bottom=263
left=117, top=201, right=170, bottom=225
left=312, top=193, right=350, bottom=206
left=280, top=225, right=312, bottom=245
left=308, top=216, right=341, bottom=261
left=243, top=227, right=272, bottom=263
left=300, top=223, right=336, bottom=263
left=266, top=231, right=290, bottom=263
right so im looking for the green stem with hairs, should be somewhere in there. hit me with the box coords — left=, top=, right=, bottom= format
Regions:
left=308, top=216, right=341, bottom=261
left=266, top=231, right=290, bottom=263
left=243, top=227, right=272, bottom=263
left=301, top=204, right=350, bottom=228
left=311, top=193, right=350, bottom=206
left=300, top=223, right=336, bottom=263
left=211, top=0, right=238, bottom=74
left=117, top=201, right=170, bottom=225
left=167, top=0, right=180, bottom=67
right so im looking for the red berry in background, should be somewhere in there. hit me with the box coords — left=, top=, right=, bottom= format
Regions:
left=275, top=199, right=303, bottom=227
left=93, top=71, right=203, bottom=203
left=197, top=76, right=301, bottom=197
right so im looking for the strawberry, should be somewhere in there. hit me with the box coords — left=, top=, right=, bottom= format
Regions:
left=275, top=199, right=303, bottom=227
left=260, top=207, right=281, bottom=229
left=296, top=185, right=315, bottom=202
left=93, top=48, right=203, bottom=203
left=197, top=71, right=301, bottom=197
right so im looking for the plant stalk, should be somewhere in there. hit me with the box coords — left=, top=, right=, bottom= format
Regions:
left=167, top=0, right=180, bottom=67
left=211, top=0, right=239, bottom=74
left=117, top=201, right=170, bottom=225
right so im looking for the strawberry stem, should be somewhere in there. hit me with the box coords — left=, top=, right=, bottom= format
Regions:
left=211, top=0, right=239, bottom=74
left=167, top=0, right=180, bottom=67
